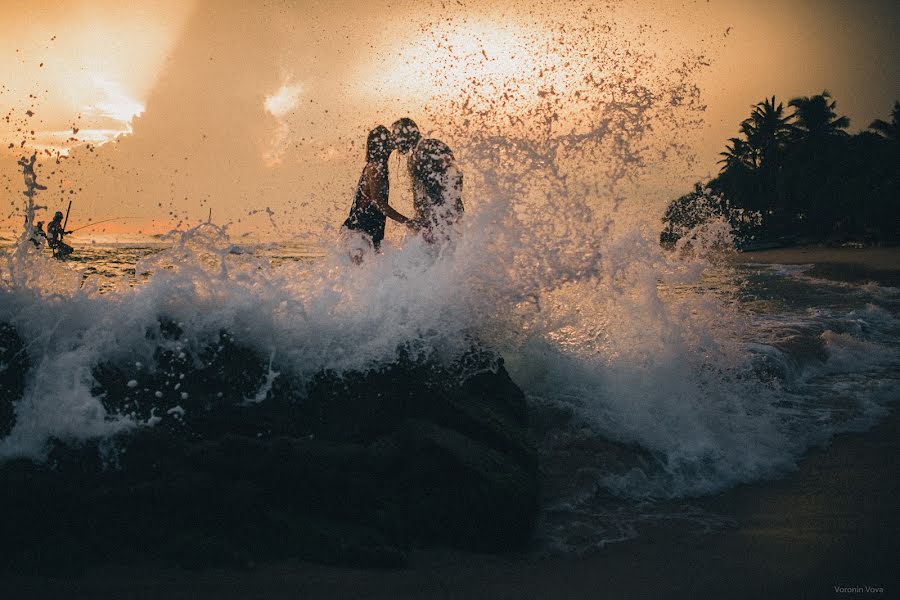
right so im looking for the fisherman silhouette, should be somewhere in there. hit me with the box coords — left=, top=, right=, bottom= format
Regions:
left=342, top=125, right=410, bottom=262
left=46, top=211, right=73, bottom=258
left=390, top=118, right=463, bottom=244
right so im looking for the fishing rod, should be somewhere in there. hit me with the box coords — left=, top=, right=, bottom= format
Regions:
left=67, top=216, right=133, bottom=234
left=62, top=200, right=72, bottom=233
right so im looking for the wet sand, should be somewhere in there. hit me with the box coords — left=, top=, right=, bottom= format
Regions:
left=5, top=408, right=897, bottom=600
left=730, top=245, right=900, bottom=287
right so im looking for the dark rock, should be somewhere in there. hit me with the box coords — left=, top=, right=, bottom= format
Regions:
left=397, top=419, right=538, bottom=550
left=0, top=321, right=28, bottom=437
left=0, top=319, right=538, bottom=572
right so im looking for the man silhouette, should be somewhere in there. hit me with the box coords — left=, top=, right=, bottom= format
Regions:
left=46, top=211, right=73, bottom=258
left=391, top=118, right=463, bottom=243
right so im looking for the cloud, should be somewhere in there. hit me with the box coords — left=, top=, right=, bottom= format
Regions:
left=30, top=128, right=131, bottom=153
left=66, top=76, right=147, bottom=146
left=264, top=82, right=303, bottom=118
left=87, top=76, right=145, bottom=123
left=262, top=80, right=304, bottom=165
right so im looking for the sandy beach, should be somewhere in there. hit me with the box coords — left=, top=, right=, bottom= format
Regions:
left=730, top=245, right=900, bottom=287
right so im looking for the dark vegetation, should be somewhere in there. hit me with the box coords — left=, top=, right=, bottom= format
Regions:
left=662, top=95, right=899, bottom=247
left=0, top=319, right=538, bottom=572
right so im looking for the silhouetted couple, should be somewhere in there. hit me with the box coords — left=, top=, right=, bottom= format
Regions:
left=342, top=118, right=463, bottom=261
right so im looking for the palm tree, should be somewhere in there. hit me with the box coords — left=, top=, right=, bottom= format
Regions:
left=741, top=96, right=793, bottom=170
left=869, top=101, right=900, bottom=141
left=788, top=91, right=850, bottom=138
left=734, top=97, right=793, bottom=218
left=718, top=137, right=754, bottom=171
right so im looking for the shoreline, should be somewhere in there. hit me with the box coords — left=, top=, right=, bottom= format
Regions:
left=728, top=245, right=900, bottom=287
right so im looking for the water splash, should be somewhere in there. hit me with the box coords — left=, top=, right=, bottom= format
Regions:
left=1, top=5, right=897, bottom=544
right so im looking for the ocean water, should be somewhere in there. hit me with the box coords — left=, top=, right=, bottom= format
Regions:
left=1, top=231, right=897, bottom=554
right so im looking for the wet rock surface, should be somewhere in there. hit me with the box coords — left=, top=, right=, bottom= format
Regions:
left=0, top=321, right=28, bottom=437
left=0, top=319, right=538, bottom=572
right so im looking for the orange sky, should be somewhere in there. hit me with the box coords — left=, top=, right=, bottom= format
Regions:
left=1, top=0, right=897, bottom=241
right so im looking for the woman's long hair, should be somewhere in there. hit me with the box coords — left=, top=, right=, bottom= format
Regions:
left=366, top=125, right=394, bottom=162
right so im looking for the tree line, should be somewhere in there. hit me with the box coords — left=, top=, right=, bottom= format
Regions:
left=662, top=93, right=899, bottom=247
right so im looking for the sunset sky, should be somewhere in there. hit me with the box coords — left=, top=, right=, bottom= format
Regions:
left=0, top=0, right=897, bottom=241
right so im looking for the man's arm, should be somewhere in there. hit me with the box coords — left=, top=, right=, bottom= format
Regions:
left=366, top=165, right=410, bottom=224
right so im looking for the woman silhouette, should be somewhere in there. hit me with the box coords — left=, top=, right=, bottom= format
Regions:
left=342, top=125, right=410, bottom=261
